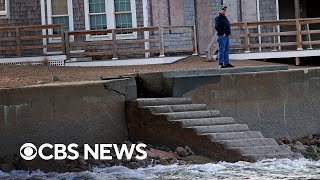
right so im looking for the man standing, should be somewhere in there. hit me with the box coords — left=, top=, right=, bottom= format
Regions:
left=215, top=5, right=234, bottom=68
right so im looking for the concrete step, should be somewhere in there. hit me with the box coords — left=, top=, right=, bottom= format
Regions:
left=172, top=117, right=235, bottom=127
left=190, top=124, right=249, bottom=134
left=144, top=104, right=207, bottom=113
left=156, top=110, right=220, bottom=120
left=244, top=153, right=301, bottom=161
left=232, top=145, right=292, bottom=156
left=206, top=131, right=264, bottom=140
left=133, top=97, right=303, bottom=162
left=137, top=98, right=193, bottom=106
left=218, top=138, right=278, bottom=148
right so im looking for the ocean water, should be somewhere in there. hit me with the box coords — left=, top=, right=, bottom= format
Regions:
left=1, top=158, right=320, bottom=180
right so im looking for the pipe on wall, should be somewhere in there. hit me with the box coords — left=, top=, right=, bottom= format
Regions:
left=142, top=0, right=150, bottom=57
left=256, top=0, right=262, bottom=52
left=40, top=0, right=47, bottom=54
left=276, top=0, right=281, bottom=51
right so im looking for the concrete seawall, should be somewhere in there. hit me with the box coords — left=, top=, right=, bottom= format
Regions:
left=0, top=79, right=136, bottom=155
left=139, top=67, right=320, bottom=140
left=1, top=66, right=320, bottom=156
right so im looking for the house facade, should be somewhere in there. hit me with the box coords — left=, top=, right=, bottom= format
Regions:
left=0, top=0, right=314, bottom=57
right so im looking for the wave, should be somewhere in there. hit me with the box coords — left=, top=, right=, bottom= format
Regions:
left=1, top=158, right=320, bottom=179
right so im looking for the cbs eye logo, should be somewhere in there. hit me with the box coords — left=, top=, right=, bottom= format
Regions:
left=20, top=143, right=37, bottom=161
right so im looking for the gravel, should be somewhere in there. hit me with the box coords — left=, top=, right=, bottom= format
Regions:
left=0, top=56, right=305, bottom=88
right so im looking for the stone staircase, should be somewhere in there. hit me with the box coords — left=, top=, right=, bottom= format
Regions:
left=126, top=97, right=302, bottom=162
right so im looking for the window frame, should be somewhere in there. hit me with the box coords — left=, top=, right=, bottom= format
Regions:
left=0, top=0, right=8, bottom=16
left=84, top=0, right=137, bottom=41
left=46, top=0, right=74, bottom=43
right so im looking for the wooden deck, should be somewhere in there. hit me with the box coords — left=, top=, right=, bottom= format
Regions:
left=0, top=24, right=198, bottom=62
left=206, top=18, right=320, bottom=65
left=213, top=49, right=320, bottom=61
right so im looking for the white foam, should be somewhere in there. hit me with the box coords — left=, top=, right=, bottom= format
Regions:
left=2, top=159, right=320, bottom=179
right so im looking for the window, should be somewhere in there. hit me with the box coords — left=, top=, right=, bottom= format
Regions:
left=0, top=0, right=8, bottom=16
left=84, top=0, right=137, bottom=41
left=51, top=0, right=69, bottom=34
left=88, top=0, right=107, bottom=30
left=47, top=0, right=74, bottom=38
left=114, top=0, right=133, bottom=29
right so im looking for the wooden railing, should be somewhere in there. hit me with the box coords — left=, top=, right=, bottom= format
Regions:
left=66, top=27, right=160, bottom=59
left=0, top=24, right=65, bottom=57
left=206, top=18, right=320, bottom=61
left=65, top=25, right=198, bottom=60
left=162, top=25, right=198, bottom=56
left=0, top=24, right=197, bottom=60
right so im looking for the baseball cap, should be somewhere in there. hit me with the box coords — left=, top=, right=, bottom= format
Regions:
left=219, top=5, right=227, bottom=10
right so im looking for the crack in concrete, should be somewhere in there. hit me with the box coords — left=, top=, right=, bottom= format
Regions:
left=103, top=84, right=126, bottom=97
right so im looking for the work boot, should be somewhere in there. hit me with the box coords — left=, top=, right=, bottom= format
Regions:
left=224, top=63, right=234, bottom=68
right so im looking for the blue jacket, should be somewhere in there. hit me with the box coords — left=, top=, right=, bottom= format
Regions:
left=215, top=14, right=231, bottom=36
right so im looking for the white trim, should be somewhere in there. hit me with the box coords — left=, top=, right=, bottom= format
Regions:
left=84, top=0, right=111, bottom=41
left=130, top=0, right=137, bottom=28
left=65, top=56, right=187, bottom=67
left=40, top=0, right=48, bottom=54
left=213, top=49, right=320, bottom=60
left=84, top=0, right=138, bottom=41
left=142, top=0, right=150, bottom=58
left=276, top=0, right=281, bottom=51
left=46, top=0, right=74, bottom=43
left=0, top=0, right=8, bottom=16
left=68, top=0, right=74, bottom=32
left=0, top=55, right=66, bottom=67
left=46, top=50, right=85, bottom=55
left=107, top=0, right=115, bottom=30
left=129, top=0, right=138, bottom=39
left=256, top=0, right=261, bottom=52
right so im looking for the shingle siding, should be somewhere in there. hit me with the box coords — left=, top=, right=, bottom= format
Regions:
left=258, top=0, right=277, bottom=51
left=0, top=0, right=42, bottom=26
left=0, top=0, right=280, bottom=57
left=259, top=0, right=277, bottom=21
left=0, top=0, right=43, bottom=56
left=184, top=0, right=195, bottom=25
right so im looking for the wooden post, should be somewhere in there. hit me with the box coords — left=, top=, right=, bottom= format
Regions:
left=112, top=30, right=118, bottom=60
left=64, top=32, right=70, bottom=60
left=295, top=57, right=301, bottom=66
left=244, top=23, right=250, bottom=53
left=60, top=25, right=66, bottom=54
left=159, top=26, right=165, bottom=57
left=272, top=26, right=277, bottom=51
left=15, top=27, right=21, bottom=57
left=296, top=19, right=303, bottom=50
left=306, top=23, right=313, bottom=49
left=191, top=25, right=198, bottom=56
